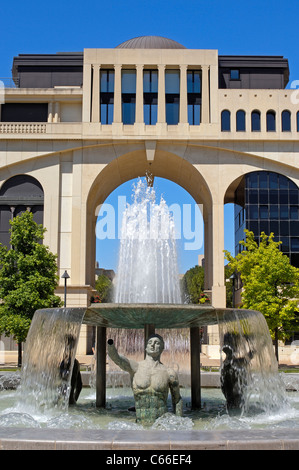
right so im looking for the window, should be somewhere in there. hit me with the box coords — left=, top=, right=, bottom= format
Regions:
left=230, top=69, right=240, bottom=80
left=100, top=70, right=114, bottom=124
left=266, top=110, right=276, bottom=132
left=143, top=70, right=158, bottom=125
left=165, top=70, right=180, bottom=125
left=236, top=110, right=246, bottom=131
left=187, top=70, right=201, bottom=125
left=122, top=70, right=136, bottom=124
left=221, top=110, right=231, bottom=131
left=1, top=103, right=48, bottom=122
left=282, top=110, right=291, bottom=132
left=251, top=110, right=261, bottom=131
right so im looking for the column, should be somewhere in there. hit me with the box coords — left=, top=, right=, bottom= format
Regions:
left=48, top=102, right=53, bottom=122
left=113, top=64, right=122, bottom=124
left=91, top=65, right=100, bottom=123
left=96, top=326, right=107, bottom=408
left=157, top=64, right=166, bottom=123
left=179, top=65, right=188, bottom=124
left=211, top=201, right=226, bottom=307
left=82, top=63, right=92, bottom=122
left=135, top=64, right=144, bottom=123
left=53, top=102, right=60, bottom=123
left=190, top=327, right=201, bottom=409
left=201, top=65, right=210, bottom=124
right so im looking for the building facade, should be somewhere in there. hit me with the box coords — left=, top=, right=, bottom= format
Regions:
left=0, top=36, right=298, bottom=352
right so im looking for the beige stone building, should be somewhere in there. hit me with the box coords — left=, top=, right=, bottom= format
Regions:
left=0, top=36, right=298, bottom=354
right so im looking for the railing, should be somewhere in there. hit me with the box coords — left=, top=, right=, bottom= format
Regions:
left=0, top=123, right=46, bottom=134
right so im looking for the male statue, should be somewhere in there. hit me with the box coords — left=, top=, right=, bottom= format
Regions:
left=107, top=334, right=183, bottom=424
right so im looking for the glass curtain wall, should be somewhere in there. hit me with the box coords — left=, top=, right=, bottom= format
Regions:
left=234, top=171, right=299, bottom=267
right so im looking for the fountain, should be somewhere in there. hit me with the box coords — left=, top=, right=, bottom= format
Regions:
left=0, top=176, right=298, bottom=449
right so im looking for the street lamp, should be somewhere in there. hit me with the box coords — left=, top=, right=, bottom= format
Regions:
left=61, top=270, right=70, bottom=307
left=229, top=272, right=237, bottom=308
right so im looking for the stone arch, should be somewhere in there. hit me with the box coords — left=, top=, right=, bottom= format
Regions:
left=84, top=147, right=215, bottom=297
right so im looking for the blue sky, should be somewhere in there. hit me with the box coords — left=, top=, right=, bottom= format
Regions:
left=1, top=0, right=298, bottom=273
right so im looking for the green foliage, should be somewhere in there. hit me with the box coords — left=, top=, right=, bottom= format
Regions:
left=224, top=230, right=299, bottom=343
left=182, top=265, right=205, bottom=303
left=94, top=274, right=112, bottom=303
left=0, top=211, right=62, bottom=343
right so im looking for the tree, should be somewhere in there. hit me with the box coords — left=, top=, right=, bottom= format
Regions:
left=94, top=274, right=112, bottom=303
left=224, top=230, right=299, bottom=360
left=0, top=211, right=62, bottom=365
left=181, top=265, right=205, bottom=303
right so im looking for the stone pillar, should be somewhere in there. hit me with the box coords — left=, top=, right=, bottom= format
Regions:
left=190, top=327, right=201, bottom=409
left=91, top=65, right=100, bottom=123
left=211, top=201, right=226, bottom=308
left=135, top=64, right=144, bottom=123
left=48, top=102, right=53, bottom=122
left=113, top=64, right=122, bottom=124
left=82, top=63, right=92, bottom=122
left=157, top=64, right=166, bottom=123
left=179, top=65, right=188, bottom=124
left=201, top=65, right=210, bottom=124
left=96, top=326, right=106, bottom=408
left=53, top=102, right=60, bottom=123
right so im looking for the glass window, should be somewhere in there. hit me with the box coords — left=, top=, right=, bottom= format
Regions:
left=187, top=70, right=201, bottom=125
left=122, top=70, right=136, bottom=124
left=260, top=205, right=268, bottom=219
left=269, top=173, right=279, bottom=189
left=290, top=206, right=299, bottom=220
left=165, top=70, right=180, bottom=125
left=290, top=221, right=299, bottom=236
left=221, top=110, right=231, bottom=131
left=280, top=206, right=289, bottom=219
left=259, top=173, right=268, bottom=189
left=248, top=190, right=258, bottom=204
left=259, top=189, right=268, bottom=204
left=280, top=237, right=289, bottom=252
left=100, top=70, right=114, bottom=124
left=270, top=205, right=279, bottom=219
left=251, top=110, right=261, bottom=131
left=230, top=69, right=240, bottom=80
left=249, top=205, right=258, bottom=219
left=279, top=190, right=289, bottom=204
left=266, top=110, right=276, bottom=132
left=282, top=110, right=291, bottom=132
left=236, top=110, right=246, bottom=131
left=291, top=237, right=299, bottom=252
left=143, top=70, right=158, bottom=125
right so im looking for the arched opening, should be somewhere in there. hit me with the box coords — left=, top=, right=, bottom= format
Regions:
left=0, top=174, right=44, bottom=247
left=266, top=110, right=276, bottom=132
left=221, top=110, right=231, bottom=131
left=251, top=110, right=261, bottom=131
left=236, top=110, right=246, bottom=132
left=282, top=110, right=291, bottom=132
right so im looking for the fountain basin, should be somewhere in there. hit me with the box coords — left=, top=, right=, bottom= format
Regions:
left=84, top=303, right=218, bottom=329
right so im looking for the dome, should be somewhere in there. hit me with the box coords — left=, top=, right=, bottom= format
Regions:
left=115, top=36, right=186, bottom=49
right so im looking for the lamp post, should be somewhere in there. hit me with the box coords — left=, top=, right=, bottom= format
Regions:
left=61, top=270, right=70, bottom=307
left=230, top=272, right=237, bottom=308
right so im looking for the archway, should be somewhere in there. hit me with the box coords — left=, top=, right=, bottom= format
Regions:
left=85, top=148, right=214, bottom=297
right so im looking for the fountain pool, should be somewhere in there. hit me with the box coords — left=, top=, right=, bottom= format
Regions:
left=1, top=377, right=299, bottom=432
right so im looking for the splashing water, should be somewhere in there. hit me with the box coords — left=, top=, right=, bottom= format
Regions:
left=19, top=308, right=85, bottom=413
left=113, top=178, right=182, bottom=303
left=217, top=309, right=288, bottom=416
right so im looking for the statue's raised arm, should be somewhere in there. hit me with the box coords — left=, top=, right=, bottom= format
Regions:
left=107, top=339, right=138, bottom=377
